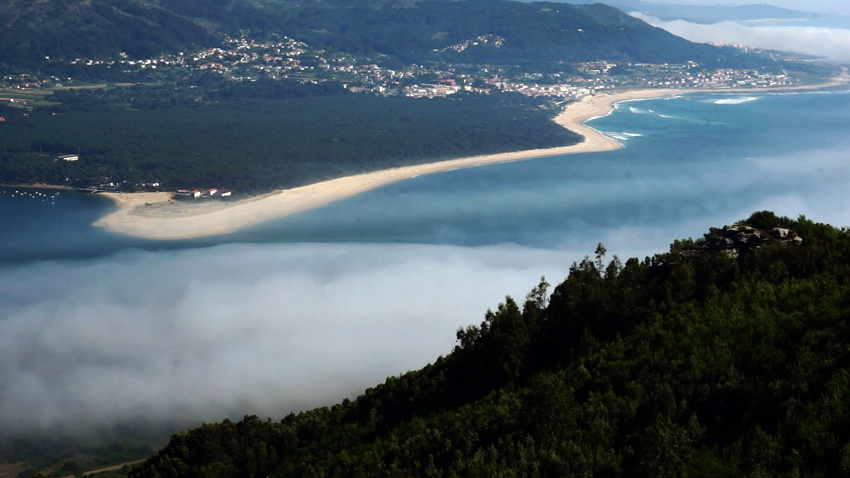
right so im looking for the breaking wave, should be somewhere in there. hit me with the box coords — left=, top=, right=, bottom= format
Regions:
left=714, top=97, right=760, bottom=105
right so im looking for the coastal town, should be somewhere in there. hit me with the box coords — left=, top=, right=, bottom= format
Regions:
left=2, top=33, right=805, bottom=105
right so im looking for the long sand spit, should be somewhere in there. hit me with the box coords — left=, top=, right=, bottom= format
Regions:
left=89, top=88, right=689, bottom=240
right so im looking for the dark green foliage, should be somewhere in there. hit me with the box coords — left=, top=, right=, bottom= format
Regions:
left=131, top=417, right=296, bottom=478
left=283, top=0, right=770, bottom=69
left=0, top=0, right=214, bottom=67
left=0, top=86, right=578, bottom=192
left=0, top=0, right=778, bottom=76
left=746, top=210, right=796, bottom=230
left=129, top=213, right=850, bottom=477
left=62, top=458, right=86, bottom=477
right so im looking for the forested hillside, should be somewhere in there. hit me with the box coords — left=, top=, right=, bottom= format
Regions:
left=0, top=0, right=213, bottom=66
left=282, top=0, right=763, bottom=69
left=0, top=0, right=773, bottom=73
left=122, top=211, right=850, bottom=477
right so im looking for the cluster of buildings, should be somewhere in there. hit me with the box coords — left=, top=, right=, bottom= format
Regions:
left=575, top=61, right=619, bottom=76
left=614, top=62, right=794, bottom=89
left=1, top=74, right=43, bottom=89
left=436, top=34, right=505, bottom=53
left=484, top=79, right=597, bottom=100
left=7, top=32, right=804, bottom=101
left=403, top=79, right=464, bottom=98
left=190, top=36, right=311, bottom=78
left=176, top=188, right=232, bottom=199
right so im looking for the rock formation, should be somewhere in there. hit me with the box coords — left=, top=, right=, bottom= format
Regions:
left=681, top=223, right=802, bottom=260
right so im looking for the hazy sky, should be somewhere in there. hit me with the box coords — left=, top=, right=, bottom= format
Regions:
left=644, top=0, right=850, bottom=16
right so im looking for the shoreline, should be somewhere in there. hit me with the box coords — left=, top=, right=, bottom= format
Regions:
left=93, top=88, right=683, bottom=240
left=89, top=77, right=847, bottom=240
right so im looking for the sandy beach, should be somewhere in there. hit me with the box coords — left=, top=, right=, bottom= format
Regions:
left=94, top=88, right=687, bottom=240
left=92, top=72, right=850, bottom=241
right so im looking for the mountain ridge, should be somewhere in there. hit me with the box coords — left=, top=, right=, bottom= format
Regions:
left=0, top=0, right=771, bottom=71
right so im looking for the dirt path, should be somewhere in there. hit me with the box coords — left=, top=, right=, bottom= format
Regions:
left=54, top=458, right=148, bottom=478
left=83, top=459, right=148, bottom=476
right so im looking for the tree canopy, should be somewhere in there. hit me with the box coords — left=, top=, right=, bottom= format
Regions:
left=0, top=84, right=577, bottom=193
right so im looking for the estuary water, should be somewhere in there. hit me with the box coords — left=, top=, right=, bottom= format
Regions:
left=2, top=90, right=850, bottom=264
left=2, top=90, right=850, bottom=435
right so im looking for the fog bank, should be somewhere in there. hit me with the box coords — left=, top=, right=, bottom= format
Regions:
left=0, top=243, right=586, bottom=437
left=632, top=12, right=850, bottom=62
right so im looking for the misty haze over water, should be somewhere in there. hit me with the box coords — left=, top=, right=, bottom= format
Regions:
left=2, top=90, right=850, bottom=440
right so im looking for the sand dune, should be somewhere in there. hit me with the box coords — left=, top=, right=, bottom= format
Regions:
left=93, top=88, right=685, bottom=240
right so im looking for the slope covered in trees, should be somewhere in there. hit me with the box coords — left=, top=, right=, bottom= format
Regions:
left=283, top=0, right=765, bottom=70
left=0, top=0, right=775, bottom=74
left=123, top=211, right=850, bottom=477
left=0, top=0, right=213, bottom=67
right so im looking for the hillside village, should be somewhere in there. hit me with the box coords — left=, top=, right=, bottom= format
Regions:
left=2, top=33, right=801, bottom=105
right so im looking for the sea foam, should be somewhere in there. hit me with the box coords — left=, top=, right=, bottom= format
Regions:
left=714, top=97, right=760, bottom=105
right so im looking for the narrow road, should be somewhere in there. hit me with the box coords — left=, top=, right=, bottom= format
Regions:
left=55, top=458, right=148, bottom=478
left=83, top=459, right=148, bottom=476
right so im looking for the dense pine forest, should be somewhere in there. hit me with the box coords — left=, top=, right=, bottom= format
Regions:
left=0, top=82, right=578, bottom=193
left=110, top=211, right=850, bottom=477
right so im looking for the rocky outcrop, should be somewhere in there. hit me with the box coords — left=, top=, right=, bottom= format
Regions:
left=680, top=223, right=802, bottom=260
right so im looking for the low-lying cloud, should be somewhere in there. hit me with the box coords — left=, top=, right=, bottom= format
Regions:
left=0, top=243, right=588, bottom=439
left=632, top=12, right=850, bottom=62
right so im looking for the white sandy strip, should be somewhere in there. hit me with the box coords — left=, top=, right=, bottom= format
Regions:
left=93, top=89, right=684, bottom=240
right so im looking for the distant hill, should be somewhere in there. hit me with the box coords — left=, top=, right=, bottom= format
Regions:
left=0, top=0, right=770, bottom=71
left=279, top=0, right=762, bottom=69
left=125, top=211, right=850, bottom=477
left=0, top=0, right=300, bottom=66
left=0, top=0, right=209, bottom=64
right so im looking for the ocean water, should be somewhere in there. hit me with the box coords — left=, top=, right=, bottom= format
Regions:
left=3, top=89, right=850, bottom=434
left=5, top=90, right=848, bottom=264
